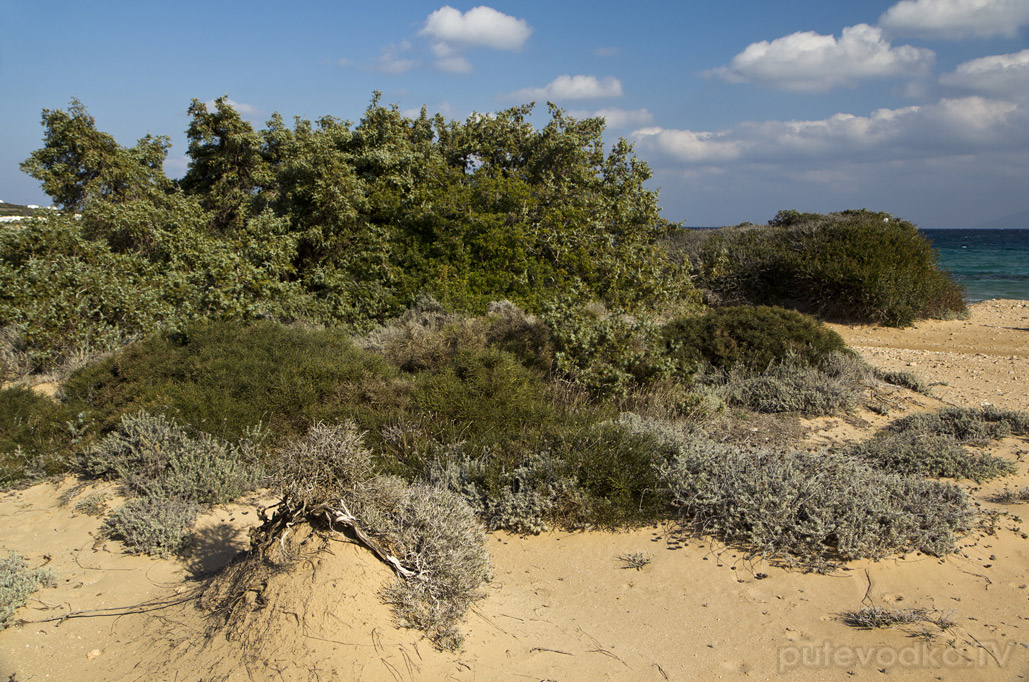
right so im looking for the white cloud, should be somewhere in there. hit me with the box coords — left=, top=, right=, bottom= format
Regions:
left=420, top=5, right=530, bottom=71
left=509, top=75, right=624, bottom=101
left=941, top=49, right=1029, bottom=98
left=880, top=0, right=1029, bottom=39
left=435, top=55, right=473, bottom=73
left=567, top=107, right=653, bottom=128
left=203, top=98, right=259, bottom=115
left=632, top=127, right=744, bottom=163
left=709, top=24, right=934, bottom=92
left=340, top=41, right=419, bottom=74
left=632, top=96, right=1021, bottom=166
left=421, top=6, right=531, bottom=50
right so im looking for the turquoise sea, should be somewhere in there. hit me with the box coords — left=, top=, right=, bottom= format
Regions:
left=921, top=229, right=1029, bottom=303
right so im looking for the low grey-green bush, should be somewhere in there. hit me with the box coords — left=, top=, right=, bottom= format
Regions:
left=692, top=351, right=866, bottom=416
left=619, top=414, right=975, bottom=569
left=272, top=420, right=375, bottom=511
left=851, top=406, right=1026, bottom=481
left=990, top=487, right=1029, bottom=504
left=259, top=421, right=490, bottom=650
left=100, top=496, right=200, bottom=557
left=848, top=431, right=1014, bottom=482
left=886, top=406, right=1029, bottom=444
left=82, top=410, right=263, bottom=504
left=355, top=295, right=481, bottom=373
left=428, top=449, right=586, bottom=534
left=874, top=369, right=933, bottom=395
left=369, top=478, right=491, bottom=650
left=0, top=550, right=57, bottom=628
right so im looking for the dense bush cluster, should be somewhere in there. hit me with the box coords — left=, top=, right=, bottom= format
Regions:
left=663, top=305, right=849, bottom=372
left=4, top=97, right=696, bottom=374
left=671, top=209, right=966, bottom=326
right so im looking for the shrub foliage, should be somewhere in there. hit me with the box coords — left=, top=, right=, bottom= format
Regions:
left=663, top=305, right=849, bottom=372
left=0, top=551, right=57, bottom=628
left=678, top=210, right=966, bottom=326
left=8, top=96, right=698, bottom=373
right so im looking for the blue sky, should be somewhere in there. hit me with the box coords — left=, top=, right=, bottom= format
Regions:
left=2, top=0, right=1028, bottom=227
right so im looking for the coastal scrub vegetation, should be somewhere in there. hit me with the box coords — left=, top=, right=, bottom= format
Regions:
left=0, top=96, right=1007, bottom=646
left=0, top=551, right=57, bottom=629
left=666, top=208, right=967, bottom=326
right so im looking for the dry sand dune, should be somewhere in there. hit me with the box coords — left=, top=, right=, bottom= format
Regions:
left=2, top=301, right=1027, bottom=681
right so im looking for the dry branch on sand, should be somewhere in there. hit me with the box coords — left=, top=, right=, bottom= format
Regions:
left=202, top=422, right=491, bottom=651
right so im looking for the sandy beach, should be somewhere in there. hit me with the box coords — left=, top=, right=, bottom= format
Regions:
left=2, top=300, right=1027, bottom=682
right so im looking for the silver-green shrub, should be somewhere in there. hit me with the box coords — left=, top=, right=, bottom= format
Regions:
left=694, top=351, right=866, bottom=416
left=82, top=410, right=263, bottom=504
left=100, top=497, right=199, bottom=557
left=364, top=477, right=492, bottom=650
left=0, top=551, right=57, bottom=628
left=619, top=413, right=975, bottom=570
left=851, top=406, right=1027, bottom=481
left=269, top=422, right=491, bottom=650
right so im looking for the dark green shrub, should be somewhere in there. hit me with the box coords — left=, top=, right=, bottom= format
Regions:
left=687, top=211, right=966, bottom=326
left=64, top=320, right=394, bottom=444
left=663, top=305, right=849, bottom=372
left=0, top=386, right=85, bottom=485
left=0, top=551, right=57, bottom=628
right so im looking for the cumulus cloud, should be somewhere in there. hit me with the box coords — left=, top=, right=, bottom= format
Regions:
left=941, top=49, right=1029, bottom=98
left=632, top=96, right=1021, bottom=166
left=880, top=0, right=1029, bottom=39
left=709, top=24, right=934, bottom=92
left=509, top=75, right=624, bottom=100
left=420, top=5, right=530, bottom=71
left=566, top=107, right=653, bottom=128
